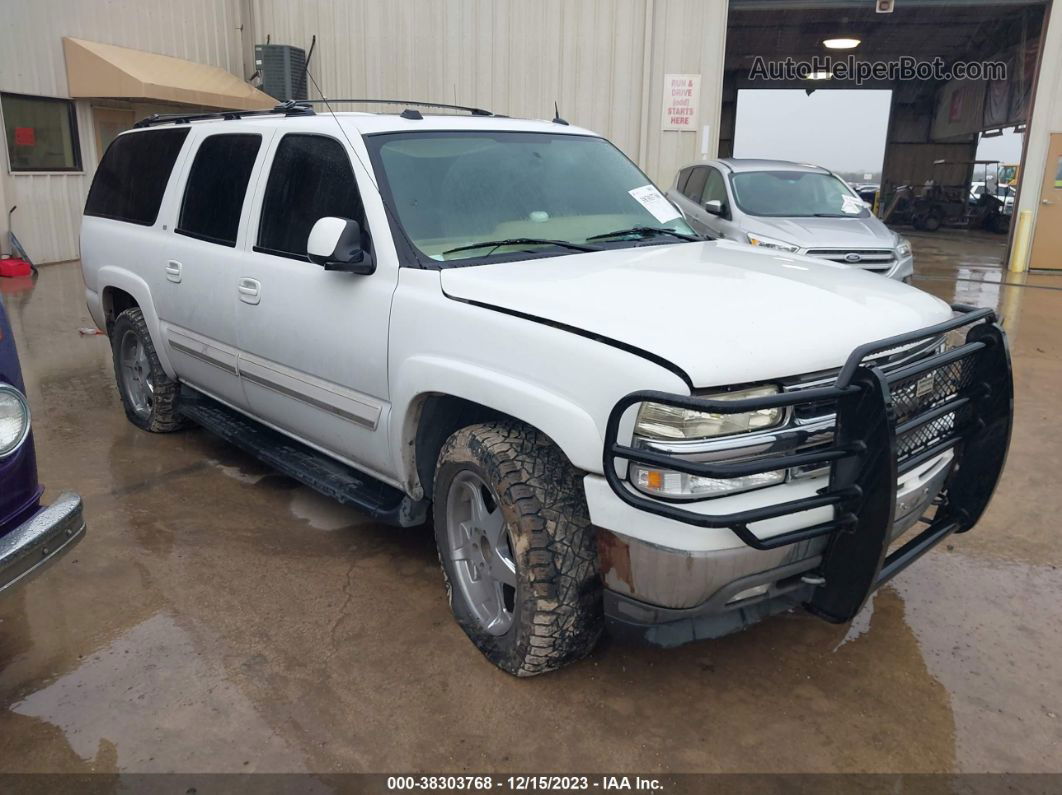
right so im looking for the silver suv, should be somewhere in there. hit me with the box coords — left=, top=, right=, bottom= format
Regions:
left=667, top=158, right=914, bottom=282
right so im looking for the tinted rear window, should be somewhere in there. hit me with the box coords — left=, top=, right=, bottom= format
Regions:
left=177, top=134, right=262, bottom=246
left=85, top=128, right=189, bottom=225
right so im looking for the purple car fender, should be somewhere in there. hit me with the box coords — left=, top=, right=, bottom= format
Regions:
left=0, top=296, right=85, bottom=594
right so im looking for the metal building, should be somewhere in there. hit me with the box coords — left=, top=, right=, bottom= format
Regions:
left=0, top=0, right=1059, bottom=269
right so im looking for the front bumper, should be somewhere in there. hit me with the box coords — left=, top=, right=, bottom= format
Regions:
left=598, top=304, right=1012, bottom=641
left=888, top=253, right=915, bottom=282
left=0, top=492, right=85, bottom=595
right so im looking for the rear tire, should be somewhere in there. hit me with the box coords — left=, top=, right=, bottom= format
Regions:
left=433, top=421, right=602, bottom=676
left=110, top=307, right=186, bottom=433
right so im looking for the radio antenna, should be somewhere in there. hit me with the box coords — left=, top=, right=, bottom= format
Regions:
left=303, top=70, right=420, bottom=257
left=552, top=101, right=569, bottom=126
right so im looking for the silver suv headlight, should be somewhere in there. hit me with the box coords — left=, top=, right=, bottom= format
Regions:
left=0, top=384, right=31, bottom=457
left=630, top=386, right=786, bottom=500
left=745, top=233, right=800, bottom=253
left=895, top=237, right=912, bottom=258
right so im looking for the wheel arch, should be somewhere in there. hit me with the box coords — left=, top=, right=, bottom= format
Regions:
left=101, top=285, right=140, bottom=333
left=96, top=267, right=175, bottom=378
left=394, top=362, right=603, bottom=501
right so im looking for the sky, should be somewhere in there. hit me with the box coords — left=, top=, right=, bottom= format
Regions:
left=733, top=89, right=1024, bottom=175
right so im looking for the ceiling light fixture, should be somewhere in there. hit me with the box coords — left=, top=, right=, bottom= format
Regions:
left=823, top=37, right=861, bottom=49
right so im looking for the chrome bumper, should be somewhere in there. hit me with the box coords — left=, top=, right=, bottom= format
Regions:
left=599, top=449, right=954, bottom=611
left=0, top=492, right=85, bottom=595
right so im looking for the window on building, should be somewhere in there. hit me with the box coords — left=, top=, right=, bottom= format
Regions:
left=1, top=92, right=82, bottom=171
left=85, top=128, right=189, bottom=225
left=257, top=134, right=365, bottom=260
left=177, top=134, right=262, bottom=246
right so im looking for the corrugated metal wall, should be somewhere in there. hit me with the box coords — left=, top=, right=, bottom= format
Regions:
left=0, top=0, right=245, bottom=264
left=1, top=0, right=727, bottom=264
left=248, top=0, right=727, bottom=184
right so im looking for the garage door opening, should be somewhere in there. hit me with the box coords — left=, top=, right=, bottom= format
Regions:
left=722, top=0, right=1049, bottom=277
left=733, top=89, right=891, bottom=186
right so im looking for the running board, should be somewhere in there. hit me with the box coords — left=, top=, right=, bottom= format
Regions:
left=178, top=388, right=428, bottom=527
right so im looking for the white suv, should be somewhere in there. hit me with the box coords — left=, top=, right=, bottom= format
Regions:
left=80, top=101, right=1013, bottom=676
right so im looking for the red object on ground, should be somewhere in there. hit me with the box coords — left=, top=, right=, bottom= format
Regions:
left=0, top=258, right=32, bottom=278
left=0, top=275, right=33, bottom=295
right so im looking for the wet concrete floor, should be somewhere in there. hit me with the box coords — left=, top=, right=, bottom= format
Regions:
left=0, top=231, right=1060, bottom=774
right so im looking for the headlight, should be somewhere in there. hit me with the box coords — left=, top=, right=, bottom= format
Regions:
left=634, top=385, right=784, bottom=441
left=630, top=386, right=786, bottom=500
left=630, top=463, right=784, bottom=500
left=896, top=237, right=912, bottom=258
left=746, top=233, right=800, bottom=253
left=0, top=385, right=31, bottom=457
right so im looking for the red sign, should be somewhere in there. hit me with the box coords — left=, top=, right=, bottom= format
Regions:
left=13, top=127, right=35, bottom=146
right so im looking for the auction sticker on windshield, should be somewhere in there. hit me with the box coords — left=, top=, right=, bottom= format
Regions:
left=842, top=195, right=864, bottom=214
left=629, top=185, right=681, bottom=224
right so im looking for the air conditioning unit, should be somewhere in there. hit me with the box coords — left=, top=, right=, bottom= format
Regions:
left=254, top=44, right=307, bottom=102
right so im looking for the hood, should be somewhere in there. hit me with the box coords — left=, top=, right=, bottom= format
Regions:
left=440, top=240, right=952, bottom=387
left=746, top=214, right=897, bottom=250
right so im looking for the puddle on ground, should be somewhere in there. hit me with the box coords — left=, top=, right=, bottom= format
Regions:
left=892, top=550, right=1062, bottom=771
left=207, top=458, right=269, bottom=485
left=832, top=590, right=876, bottom=651
left=289, top=487, right=370, bottom=531
left=11, top=613, right=307, bottom=773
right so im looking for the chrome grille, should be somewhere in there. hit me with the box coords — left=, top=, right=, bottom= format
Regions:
left=786, top=336, right=951, bottom=475
left=804, top=248, right=896, bottom=273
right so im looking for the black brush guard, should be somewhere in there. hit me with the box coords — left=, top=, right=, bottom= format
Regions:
left=603, top=304, right=1013, bottom=623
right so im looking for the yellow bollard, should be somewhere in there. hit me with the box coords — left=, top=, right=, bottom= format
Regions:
left=1008, top=209, right=1033, bottom=273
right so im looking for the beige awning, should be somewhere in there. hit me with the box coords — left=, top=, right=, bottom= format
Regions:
left=63, top=37, right=275, bottom=111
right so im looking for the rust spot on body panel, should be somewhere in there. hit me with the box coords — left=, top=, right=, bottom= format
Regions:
left=596, top=527, right=634, bottom=595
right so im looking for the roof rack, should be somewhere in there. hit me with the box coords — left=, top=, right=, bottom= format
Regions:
left=132, top=97, right=498, bottom=130
left=293, top=99, right=496, bottom=117
left=134, top=100, right=314, bottom=128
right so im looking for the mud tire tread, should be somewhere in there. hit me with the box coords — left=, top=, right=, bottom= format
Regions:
left=434, top=421, right=602, bottom=677
left=110, top=307, right=186, bottom=433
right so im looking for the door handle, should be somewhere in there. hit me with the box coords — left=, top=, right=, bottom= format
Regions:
left=165, top=260, right=182, bottom=283
left=1043, top=199, right=1057, bottom=206
left=238, top=277, right=261, bottom=305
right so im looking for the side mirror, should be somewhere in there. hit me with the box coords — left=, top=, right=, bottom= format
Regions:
left=704, top=199, right=725, bottom=217
left=307, top=217, right=374, bottom=274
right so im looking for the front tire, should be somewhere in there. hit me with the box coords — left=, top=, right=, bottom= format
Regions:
left=433, top=422, right=602, bottom=676
left=110, top=307, right=185, bottom=432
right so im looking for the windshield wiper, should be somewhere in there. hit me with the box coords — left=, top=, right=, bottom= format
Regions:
left=586, top=226, right=699, bottom=242
left=442, top=238, right=600, bottom=257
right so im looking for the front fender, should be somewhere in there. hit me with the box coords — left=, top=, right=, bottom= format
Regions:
left=392, top=355, right=603, bottom=479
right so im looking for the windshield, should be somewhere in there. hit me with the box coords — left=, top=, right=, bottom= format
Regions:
left=366, top=131, right=695, bottom=264
left=730, top=170, right=868, bottom=218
